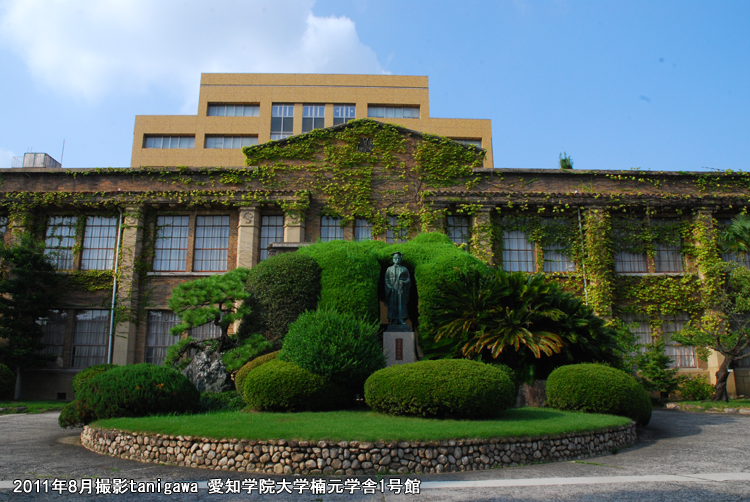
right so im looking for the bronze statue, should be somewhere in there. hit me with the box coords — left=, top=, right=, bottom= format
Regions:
left=385, top=252, right=410, bottom=325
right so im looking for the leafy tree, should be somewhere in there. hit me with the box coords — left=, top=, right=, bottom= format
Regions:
left=167, top=268, right=252, bottom=356
left=671, top=265, right=750, bottom=401
left=0, top=236, right=59, bottom=398
left=635, top=338, right=683, bottom=400
left=559, top=152, right=573, bottom=170
left=432, top=268, right=621, bottom=379
left=719, top=214, right=750, bottom=256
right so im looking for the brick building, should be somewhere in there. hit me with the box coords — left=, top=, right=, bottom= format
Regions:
left=1, top=75, right=748, bottom=401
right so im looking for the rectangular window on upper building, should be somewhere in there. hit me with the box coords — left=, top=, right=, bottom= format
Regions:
left=193, top=215, right=230, bottom=272
left=0, top=215, right=7, bottom=236
left=652, top=219, right=684, bottom=273
left=153, top=216, right=189, bottom=271
left=447, top=216, right=470, bottom=245
left=613, top=220, right=649, bottom=273
left=271, top=104, right=294, bottom=140
left=71, top=309, right=109, bottom=369
left=45, top=216, right=78, bottom=270
left=368, top=106, right=420, bottom=119
left=502, top=229, right=536, bottom=272
left=143, top=136, right=195, bottom=149
left=453, top=139, right=482, bottom=148
left=207, top=104, right=260, bottom=117
left=302, top=105, right=325, bottom=133
left=621, top=314, right=653, bottom=354
left=355, top=219, right=373, bottom=241
left=333, top=105, right=356, bottom=125
left=205, top=136, right=258, bottom=149
left=81, top=216, right=118, bottom=270
left=320, top=216, right=343, bottom=242
left=260, top=215, right=284, bottom=261
left=386, top=216, right=409, bottom=244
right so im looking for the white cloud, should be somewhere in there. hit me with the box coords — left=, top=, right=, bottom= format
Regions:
left=0, top=147, right=16, bottom=168
left=0, top=0, right=385, bottom=106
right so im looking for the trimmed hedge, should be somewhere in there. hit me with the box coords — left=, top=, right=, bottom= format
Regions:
left=234, top=351, right=279, bottom=399
left=297, top=240, right=382, bottom=323
left=279, top=310, right=385, bottom=395
left=237, top=253, right=321, bottom=348
left=0, top=363, right=14, bottom=400
left=242, top=359, right=342, bottom=412
left=76, top=364, right=200, bottom=422
left=58, top=400, right=84, bottom=429
left=364, top=359, right=516, bottom=419
left=72, top=363, right=117, bottom=395
left=199, top=390, right=245, bottom=412
left=546, top=363, right=652, bottom=426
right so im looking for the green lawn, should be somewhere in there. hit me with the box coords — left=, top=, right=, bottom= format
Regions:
left=674, top=398, right=750, bottom=411
left=0, top=400, right=66, bottom=414
left=93, top=408, right=631, bottom=443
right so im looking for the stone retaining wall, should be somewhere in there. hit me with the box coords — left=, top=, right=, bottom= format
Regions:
left=81, top=424, right=636, bottom=475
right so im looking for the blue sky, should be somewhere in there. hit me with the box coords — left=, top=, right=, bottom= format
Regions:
left=0, top=0, right=747, bottom=171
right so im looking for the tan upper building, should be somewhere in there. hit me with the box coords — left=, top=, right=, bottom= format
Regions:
left=131, top=73, right=493, bottom=168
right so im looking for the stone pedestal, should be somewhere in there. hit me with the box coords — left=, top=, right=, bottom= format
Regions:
left=383, top=327, right=417, bottom=366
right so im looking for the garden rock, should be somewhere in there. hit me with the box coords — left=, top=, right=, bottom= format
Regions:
left=183, top=351, right=231, bottom=393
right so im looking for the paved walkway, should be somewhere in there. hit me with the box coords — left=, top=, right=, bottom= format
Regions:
left=1, top=409, right=749, bottom=501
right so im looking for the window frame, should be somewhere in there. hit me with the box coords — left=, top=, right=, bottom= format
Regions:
left=207, top=104, right=260, bottom=117
left=143, top=136, right=195, bottom=149
left=204, top=136, right=259, bottom=149
left=271, top=104, right=294, bottom=140
left=333, top=105, right=356, bottom=125
left=70, top=309, right=110, bottom=369
left=320, top=216, right=344, bottom=242
left=447, top=215, right=471, bottom=245
left=502, top=229, right=536, bottom=272
left=259, top=214, right=284, bottom=261
left=367, top=105, right=420, bottom=119
left=302, top=104, right=325, bottom=133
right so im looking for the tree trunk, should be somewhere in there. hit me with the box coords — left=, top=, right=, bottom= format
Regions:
left=14, top=368, right=21, bottom=400
left=712, top=359, right=731, bottom=402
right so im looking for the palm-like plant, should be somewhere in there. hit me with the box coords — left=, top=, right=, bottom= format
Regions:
left=433, top=269, right=566, bottom=359
left=720, top=214, right=750, bottom=256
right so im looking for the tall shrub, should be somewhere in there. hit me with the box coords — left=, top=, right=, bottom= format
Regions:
left=237, top=252, right=321, bottom=348
left=279, top=310, right=385, bottom=395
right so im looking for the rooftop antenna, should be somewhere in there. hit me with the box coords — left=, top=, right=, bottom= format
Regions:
left=60, top=140, right=65, bottom=166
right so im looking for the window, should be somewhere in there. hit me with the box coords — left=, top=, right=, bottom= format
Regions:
left=45, top=216, right=77, bottom=270
left=193, top=215, right=230, bottom=272
left=145, top=311, right=180, bottom=366
left=653, top=219, right=684, bottom=273
left=622, top=314, right=653, bottom=353
left=0, top=216, right=7, bottom=235
left=368, top=106, right=420, bottom=119
left=81, top=216, right=118, bottom=270
left=71, top=310, right=109, bottom=368
left=543, top=244, right=575, bottom=273
left=260, top=215, right=284, bottom=261
left=37, top=310, right=67, bottom=368
left=271, top=104, right=294, bottom=140
left=190, top=321, right=222, bottom=341
left=502, top=229, right=536, bottom=272
left=386, top=216, right=408, bottom=244
left=320, top=216, right=343, bottom=241
left=205, top=136, right=258, bottom=149
left=333, top=105, right=355, bottom=125
left=662, top=314, right=695, bottom=368
left=615, top=250, right=648, bottom=273
left=453, top=139, right=482, bottom=148
left=143, top=136, right=195, bottom=149
left=302, top=105, right=325, bottom=133
left=737, top=345, right=750, bottom=368
left=207, top=104, right=259, bottom=117
left=355, top=219, right=373, bottom=241
left=153, top=216, right=189, bottom=271
left=614, top=218, right=684, bottom=273
left=447, top=216, right=470, bottom=245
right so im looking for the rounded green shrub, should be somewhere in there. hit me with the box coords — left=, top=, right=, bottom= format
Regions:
left=72, top=363, right=117, bottom=395
left=242, top=359, right=341, bottom=412
left=234, top=351, right=279, bottom=398
left=0, top=364, right=15, bottom=400
left=58, top=400, right=84, bottom=428
left=364, top=359, right=516, bottom=419
left=237, top=252, right=321, bottom=348
left=77, top=363, right=199, bottom=421
left=279, top=310, right=385, bottom=395
left=680, top=374, right=714, bottom=401
left=546, top=363, right=652, bottom=426
left=221, top=333, right=272, bottom=373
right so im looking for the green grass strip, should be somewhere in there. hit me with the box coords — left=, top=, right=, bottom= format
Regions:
left=0, top=400, right=65, bottom=414
left=675, top=398, right=750, bottom=410
left=93, top=408, right=631, bottom=443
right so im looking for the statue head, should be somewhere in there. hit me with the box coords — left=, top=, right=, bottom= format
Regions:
left=391, top=252, right=403, bottom=265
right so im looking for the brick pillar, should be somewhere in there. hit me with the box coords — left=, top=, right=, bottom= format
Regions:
left=237, top=206, right=261, bottom=269
left=471, top=208, right=495, bottom=265
left=582, top=208, right=614, bottom=317
left=284, top=211, right=306, bottom=243
left=111, top=206, right=145, bottom=365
